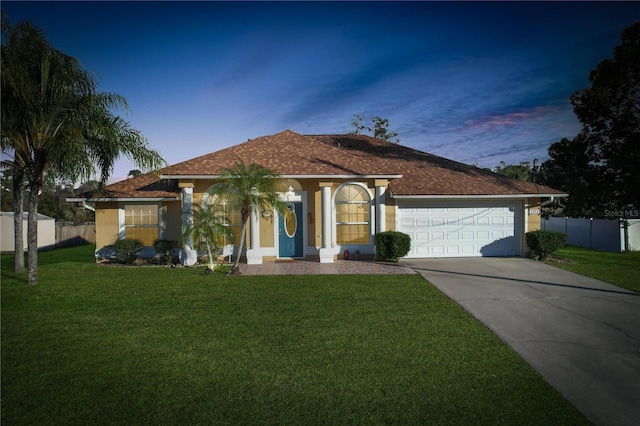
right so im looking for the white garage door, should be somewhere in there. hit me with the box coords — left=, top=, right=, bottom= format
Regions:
left=398, top=201, right=522, bottom=258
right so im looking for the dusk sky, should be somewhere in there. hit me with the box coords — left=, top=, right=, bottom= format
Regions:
left=3, top=1, right=639, bottom=183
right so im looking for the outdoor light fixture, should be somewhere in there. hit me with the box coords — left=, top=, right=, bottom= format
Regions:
left=286, top=185, right=295, bottom=200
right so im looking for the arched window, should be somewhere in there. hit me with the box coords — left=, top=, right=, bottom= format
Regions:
left=335, top=183, right=372, bottom=245
left=202, top=185, right=242, bottom=246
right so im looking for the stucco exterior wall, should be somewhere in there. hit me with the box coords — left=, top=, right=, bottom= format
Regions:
left=162, top=201, right=183, bottom=243
left=95, top=202, right=119, bottom=249
left=385, top=191, right=396, bottom=232
left=527, top=198, right=542, bottom=232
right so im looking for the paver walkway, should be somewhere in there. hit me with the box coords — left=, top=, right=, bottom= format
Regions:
left=238, top=259, right=415, bottom=275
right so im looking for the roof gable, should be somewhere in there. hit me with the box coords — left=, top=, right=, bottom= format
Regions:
left=162, top=130, right=393, bottom=177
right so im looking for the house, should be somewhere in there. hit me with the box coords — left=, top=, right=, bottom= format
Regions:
left=0, top=211, right=56, bottom=252
left=72, top=130, right=567, bottom=263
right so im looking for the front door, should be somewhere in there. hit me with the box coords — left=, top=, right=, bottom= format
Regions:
left=279, top=202, right=303, bottom=258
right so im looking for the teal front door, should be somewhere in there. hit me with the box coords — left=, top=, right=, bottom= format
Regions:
left=279, top=202, right=303, bottom=258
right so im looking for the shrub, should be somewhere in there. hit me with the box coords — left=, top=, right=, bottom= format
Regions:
left=526, top=230, right=566, bottom=260
left=153, top=239, right=180, bottom=264
left=375, top=231, right=411, bottom=262
left=114, top=238, right=143, bottom=264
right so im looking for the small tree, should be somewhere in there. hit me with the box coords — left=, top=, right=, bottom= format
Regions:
left=183, top=201, right=234, bottom=272
left=350, top=114, right=400, bottom=143
left=208, top=160, right=287, bottom=275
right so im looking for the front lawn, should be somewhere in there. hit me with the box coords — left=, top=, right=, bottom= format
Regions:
left=548, top=245, right=640, bottom=293
left=2, top=246, right=588, bottom=425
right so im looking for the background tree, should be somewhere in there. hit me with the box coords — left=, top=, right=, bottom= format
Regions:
left=541, top=22, right=639, bottom=216
left=1, top=18, right=165, bottom=284
left=538, top=136, right=598, bottom=217
left=350, top=114, right=400, bottom=143
left=208, top=160, right=286, bottom=275
left=128, top=169, right=142, bottom=178
left=493, top=161, right=533, bottom=182
left=183, top=201, right=234, bottom=273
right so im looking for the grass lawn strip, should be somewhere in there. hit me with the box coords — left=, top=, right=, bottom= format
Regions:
left=2, top=246, right=588, bottom=424
left=548, top=245, right=640, bottom=293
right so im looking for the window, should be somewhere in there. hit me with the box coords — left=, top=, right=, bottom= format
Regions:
left=124, top=204, right=159, bottom=246
left=335, top=183, right=371, bottom=245
left=202, top=187, right=242, bottom=247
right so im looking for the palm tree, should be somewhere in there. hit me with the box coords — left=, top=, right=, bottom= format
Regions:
left=183, top=201, right=234, bottom=272
left=208, top=160, right=287, bottom=274
left=1, top=18, right=165, bottom=284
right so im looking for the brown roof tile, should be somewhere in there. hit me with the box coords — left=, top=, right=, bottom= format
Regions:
left=99, top=173, right=180, bottom=199
left=308, top=134, right=566, bottom=196
left=103, top=130, right=566, bottom=198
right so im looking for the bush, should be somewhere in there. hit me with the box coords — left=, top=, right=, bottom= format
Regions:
left=526, top=230, right=566, bottom=260
left=375, top=231, right=411, bottom=262
left=153, top=239, right=180, bottom=264
left=114, top=239, right=143, bottom=264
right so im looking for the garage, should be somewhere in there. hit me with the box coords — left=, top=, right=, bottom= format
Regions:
left=397, top=200, right=522, bottom=258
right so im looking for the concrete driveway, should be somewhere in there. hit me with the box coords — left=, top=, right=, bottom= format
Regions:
left=403, top=257, right=640, bottom=426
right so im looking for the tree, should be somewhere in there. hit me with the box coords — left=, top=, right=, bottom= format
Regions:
left=183, top=201, right=234, bottom=272
left=207, top=160, right=286, bottom=275
left=543, top=22, right=639, bottom=216
left=128, top=169, right=142, bottom=178
left=493, top=161, right=532, bottom=182
left=350, top=114, right=400, bottom=143
left=1, top=18, right=165, bottom=284
left=539, top=136, right=598, bottom=217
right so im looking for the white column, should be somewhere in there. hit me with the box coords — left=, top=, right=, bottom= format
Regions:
left=180, top=187, right=197, bottom=266
left=246, top=209, right=263, bottom=264
left=319, top=184, right=334, bottom=263
left=376, top=185, right=386, bottom=234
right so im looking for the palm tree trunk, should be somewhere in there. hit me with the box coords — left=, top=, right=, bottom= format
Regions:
left=205, top=240, right=214, bottom=270
left=232, top=222, right=247, bottom=273
left=13, top=173, right=25, bottom=273
left=27, top=187, right=39, bottom=285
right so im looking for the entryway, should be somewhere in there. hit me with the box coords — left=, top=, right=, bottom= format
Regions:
left=278, top=202, right=303, bottom=258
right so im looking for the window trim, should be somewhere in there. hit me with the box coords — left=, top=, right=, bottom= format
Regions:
left=118, top=202, right=162, bottom=246
left=332, top=182, right=374, bottom=246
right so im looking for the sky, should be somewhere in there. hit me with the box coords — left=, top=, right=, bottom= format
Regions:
left=2, top=1, right=639, bottom=184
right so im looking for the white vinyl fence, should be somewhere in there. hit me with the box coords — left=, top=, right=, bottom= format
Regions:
left=541, top=217, right=640, bottom=252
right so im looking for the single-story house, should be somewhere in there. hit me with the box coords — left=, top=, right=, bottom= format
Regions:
left=71, top=130, right=567, bottom=263
left=0, top=211, right=56, bottom=252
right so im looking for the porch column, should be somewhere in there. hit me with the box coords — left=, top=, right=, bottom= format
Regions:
left=375, top=180, right=387, bottom=234
left=246, top=209, right=262, bottom=264
left=319, top=182, right=334, bottom=263
left=180, top=186, right=197, bottom=266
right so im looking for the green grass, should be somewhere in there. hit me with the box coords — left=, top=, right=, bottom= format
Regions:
left=547, top=245, right=640, bottom=293
left=2, top=246, right=588, bottom=425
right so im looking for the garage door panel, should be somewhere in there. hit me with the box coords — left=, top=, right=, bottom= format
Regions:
left=398, top=202, right=521, bottom=258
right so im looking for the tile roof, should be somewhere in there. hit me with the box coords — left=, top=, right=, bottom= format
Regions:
left=96, top=173, right=180, bottom=199
left=308, top=134, right=566, bottom=196
left=162, top=130, right=385, bottom=177
left=103, top=130, right=566, bottom=198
